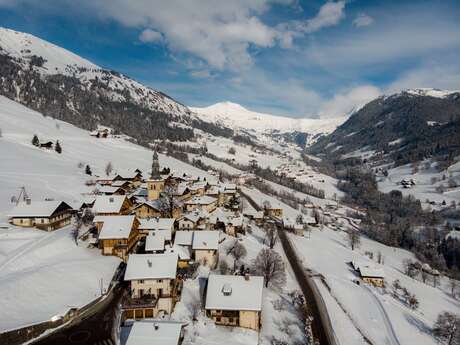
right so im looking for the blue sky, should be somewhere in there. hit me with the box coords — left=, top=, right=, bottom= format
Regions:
left=1, top=0, right=460, bottom=118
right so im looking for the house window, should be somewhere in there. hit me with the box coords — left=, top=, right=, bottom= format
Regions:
left=41, top=219, right=44, bottom=224
left=139, top=280, right=144, bottom=284
left=216, top=317, right=221, bottom=322
left=158, top=279, right=163, bottom=283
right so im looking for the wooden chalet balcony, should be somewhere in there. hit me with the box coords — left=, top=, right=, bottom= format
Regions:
left=122, top=294, right=158, bottom=310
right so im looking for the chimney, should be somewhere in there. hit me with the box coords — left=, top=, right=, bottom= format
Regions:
left=26, top=198, right=31, bottom=205
left=244, top=273, right=250, bottom=281
left=147, top=259, right=152, bottom=267
left=153, top=323, right=159, bottom=330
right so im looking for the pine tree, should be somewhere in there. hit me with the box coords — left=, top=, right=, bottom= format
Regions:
left=55, top=140, right=62, bottom=154
left=32, top=134, right=40, bottom=147
left=85, top=165, right=92, bottom=175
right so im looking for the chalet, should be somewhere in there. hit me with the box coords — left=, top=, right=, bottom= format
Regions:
left=192, top=231, right=219, bottom=268
left=122, top=320, right=184, bottom=345
left=205, top=274, right=263, bottom=331
left=218, top=184, right=238, bottom=206
left=132, top=201, right=162, bottom=219
left=264, top=206, right=283, bottom=219
left=184, top=196, right=218, bottom=213
left=113, top=171, right=143, bottom=188
left=208, top=209, right=243, bottom=236
left=123, top=253, right=181, bottom=319
left=145, top=232, right=166, bottom=254
left=177, top=212, right=207, bottom=230
left=283, top=218, right=305, bottom=236
left=351, top=262, right=385, bottom=287
left=111, top=180, right=132, bottom=191
left=174, top=184, right=192, bottom=201
left=95, top=177, right=114, bottom=186
left=8, top=200, right=73, bottom=231
left=97, top=185, right=125, bottom=196
left=93, top=195, right=132, bottom=216
left=167, top=245, right=191, bottom=268
left=97, top=215, right=139, bottom=261
left=138, top=218, right=175, bottom=244
left=189, top=181, right=208, bottom=196
left=244, top=210, right=264, bottom=225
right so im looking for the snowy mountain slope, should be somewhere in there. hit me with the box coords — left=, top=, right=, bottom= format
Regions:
left=0, top=27, right=189, bottom=117
left=309, top=88, right=460, bottom=165
left=191, top=102, right=346, bottom=145
left=0, top=95, right=216, bottom=220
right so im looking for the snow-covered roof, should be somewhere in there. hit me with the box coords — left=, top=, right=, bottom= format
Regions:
left=125, top=320, right=183, bottom=345
left=97, top=215, right=136, bottom=240
left=8, top=200, right=72, bottom=218
left=205, top=274, right=264, bottom=311
left=192, top=231, right=219, bottom=250
left=358, top=266, right=385, bottom=279
left=166, top=244, right=191, bottom=261
left=98, top=186, right=123, bottom=194
left=124, top=253, right=178, bottom=281
left=93, top=195, right=127, bottom=214
left=111, top=180, right=130, bottom=187
left=185, top=196, right=217, bottom=205
left=174, top=231, right=194, bottom=246
left=145, top=233, right=165, bottom=252
left=179, top=210, right=207, bottom=223
left=208, top=208, right=243, bottom=226
left=138, top=218, right=175, bottom=231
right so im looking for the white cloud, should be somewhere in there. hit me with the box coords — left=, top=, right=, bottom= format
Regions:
left=386, top=59, right=460, bottom=93
left=190, top=70, right=212, bottom=79
left=319, top=85, right=381, bottom=118
left=302, top=1, right=346, bottom=33
left=139, top=29, right=163, bottom=43
left=353, top=13, right=374, bottom=27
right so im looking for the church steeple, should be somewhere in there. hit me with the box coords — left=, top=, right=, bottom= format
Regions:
left=151, top=149, right=161, bottom=180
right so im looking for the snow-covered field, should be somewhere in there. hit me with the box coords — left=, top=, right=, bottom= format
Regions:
left=0, top=226, right=120, bottom=332
left=291, top=226, right=459, bottom=345
left=378, top=159, right=460, bottom=210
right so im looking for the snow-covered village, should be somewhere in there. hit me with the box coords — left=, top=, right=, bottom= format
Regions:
left=1, top=1, right=460, bottom=345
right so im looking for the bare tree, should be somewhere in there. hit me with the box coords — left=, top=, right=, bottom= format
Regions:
left=264, top=222, right=278, bottom=249
left=347, top=230, right=361, bottom=251
left=105, top=161, right=113, bottom=176
left=433, top=311, right=460, bottom=345
left=189, top=295, right=201, bottom=323
left=227, top=240, right=247, bottom=271
left=450, top=279, right=458, bottom=298
left=253, top=248, right=286, bottom=288
left=71, top=216, right=83, bottom=245
left=219, top=260, right=230, bottom=275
